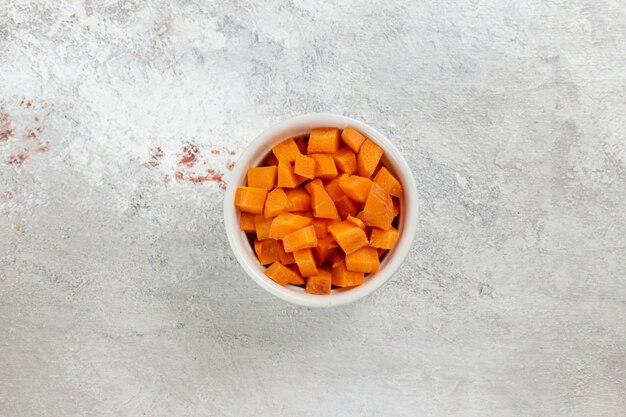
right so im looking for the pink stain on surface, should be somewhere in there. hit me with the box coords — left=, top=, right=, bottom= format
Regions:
left=178, top=144, right=200, bottom=167
left=147, top=146, right=164, bottom=167
left=8, top=153, right=29, bottom=166
left=3, top=187, right=19, bottom=200
left=0, top=113, right=15, bottom=142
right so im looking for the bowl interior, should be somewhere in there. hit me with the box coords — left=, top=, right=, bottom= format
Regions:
left=225, top=114, right=417, bottom=307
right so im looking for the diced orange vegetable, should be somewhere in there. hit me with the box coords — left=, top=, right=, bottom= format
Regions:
left=247, top=166, right=277, bottom=190
left=240, top=212, right=256, bottom=233
left=277, top=242, right=296, bottom=264
left=272, top=138, right=301, bottom=162
left=293, top=248, right=318, bottom=277
left=254, top=215, right=274, bottom=240
left=309, top=154, right=338, bottom=179
left=357, top=139, right=383, bottom=178
left=294, top=154, right=315, bottom=179
left=264, top=188, right=291, bottom=218
left=392, top=198, right=399, bottom=217
left=266, top=153, right=279, bottom=165
left=324, top=173, right=348, bottom=202
left=338, top=175, right=373, bottom=203
left=333, top=146, right=357, bottom=174
left=373, top=167, right=403, bottom=197
left=282, top=225, right=318, bottom=252
left=285, top=188, right=311, bottom=212
left=306, top=179, right=339, bottom=219
left=268, top=213, right=312, bottom=239
left=277, top=160, right=301, bottom=188
left=235, top=187, right=268, bottom=214
left=288, top=265, right=306, bottom=285
left=305, top=268, right=332, bottom=295
left=311, top=218, right=329, bottom=239
left=334, top=195, right=358, bottom=218
left=312, top=234, right=338, bottom=264
left=327, top=221, right=369, bottom=254
left=255, top=239, right=281, bottom=265
left=295, top=138, right=308, bottom=155
left=369, top=227, right=399, bottom=249
left=360, top=183, right=394, bottom=230
left=264, top=261, right=300, bottom=286
left=308, top=128, right=341, bottom=154
left=253, top=238, right=262, bottom=259
left=341, top=126, right=366, bottom=153
left=332, top=259, right=365, bottom=287
left=345, top=246, right=380, bottom=273
left=346, top=214, right=365, bottom=229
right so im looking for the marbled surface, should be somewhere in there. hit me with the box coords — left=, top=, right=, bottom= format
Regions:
left=1, top=1, right=625, bottom=416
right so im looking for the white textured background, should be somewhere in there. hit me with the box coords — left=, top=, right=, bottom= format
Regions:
left=1, top=1, right=625, bottom=416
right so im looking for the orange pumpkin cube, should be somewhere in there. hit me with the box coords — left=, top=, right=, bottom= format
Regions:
left=288, top=265, right=306, bottom=285
left=294, top=153, right=315, bottom=179
left=332, top=258, right=365, bottom=287
left=305, top=268, right=332, bottom=295
left=369, top=227, right=399, bottom=249
left=254, top=215, right=274, bottom=240
left=309, top=154, right=338, bottom=179
left=333, top=146, right=357, bottom=174
left=324, top=173, right=349, bottom=202
left=240, top=212, right=256, bottom=233
left=345, top=246, right=380, bottom=273
left=277, top=160, right=301, bottom=188
left=338, top=175, right=373, bottom=203
left=373, top=167, right=403, bottom=197
left=357, top=139, right=383, bottom=178
left=247, top=166, right=277, bottom=190
left=264, top=188, right=292, bottom=218
left=327, top=220, right=369, bottom=254
left=272, top=138, right=301, bottom=162
left=268, top=213, right=312, bottom=239
left=341, top=126, right=367, bottom=153
left=360, top=183, right=394, bottom=230
left=308, top=128, right=341, bottom=154
left=282, top=225, right=318, bottom=252
left=285, top=188, right=311, bottom=212
left=264, top=261, right=300, bottom=286
left=293, top=248, right=318, bottom=277
left=312, top=234, right=338, bottom=264
left=235, top=186, right=268, bottom=214
left=306, top=179, right=339, bottom=219
left=254, top=239, right=281, bottom=265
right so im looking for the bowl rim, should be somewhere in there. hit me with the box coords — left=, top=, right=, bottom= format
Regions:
left=223, top=113, right=418, bottom=307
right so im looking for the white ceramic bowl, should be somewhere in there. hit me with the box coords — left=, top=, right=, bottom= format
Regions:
left=224, top=114, right=418, bottom=307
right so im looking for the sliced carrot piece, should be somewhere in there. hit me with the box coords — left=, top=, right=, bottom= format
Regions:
left=235, top=187, right=268, bottom=214
left=311, top=218, right=329, bottom=239
left=327, top=220, right=369, bottom=254
left=346, top=214, right=365, bottom=229
left=373, top=167, right=403, bottom=197
left=268, top=213, right=312, bottom=239
left=312, top=234, right=338, bottom=264
left=254, top=215, right=274, bottom=240
left=338, top=175, right=373, bottom=203
left=306, top=179, right=339, bottom=219
left=264, top=261, right=299, bottom=286
left=272, top=138, right=301, bottom=162
left=284, top=188, right=311, bottom=212
left=253, top=238, right=263, bottom=260
left=357, top=139, right=383, bottom=178
left=369, top=227, right=399, bottom=249
left=240, top=212, right=256, bottom=233
left=264, top=188, right=291, bottom=218
left=333, top=146, right=357, bottom=175
left=305, top=268, right=332, bottom=295
left=277, top=242, right=296, bottom=264
left=294, top=154, right=315, bottom=179
left=341, top=126, right=367, bottom=153
left=288, top=265, right=306, bottom=285
left=334, top=195, right=358, bottom=218
left=277, top=160, right=301, bottom=188
left=332, top=259, right=365, bottom=287
left=309, top=154, right=338, bottom=179
left=345, top=246, right=380, bottom=273
left=293, top=248, right=318, bottom=277
left=257, top=239, right=281, bottom=265
left=308, top=128, right=341, bottom=154
left=324, top=173, right=348, bottom=202
left=247, top=166, right=277, bottom=190
left=282, top=225, right=317, bottom=252
left=360, top=183, right=394, bottom=230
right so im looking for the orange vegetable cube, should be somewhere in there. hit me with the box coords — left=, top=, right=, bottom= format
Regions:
left=277, top=242, right=296, bottom=264
left=306, top=179, right=339, bottom=219
left=285, top=188, right=311, bottom=212
left=309, top=154, right=338, bottom=179
left=332, top=260, right=365, bottom=287
left=341, top=126, right=367, bottom=153
left=333, top=146, right=357, bottom=174
left=293, top=248, right=318, bottom=277
left=240, top=212, right=256, bottom=233
left=311, top=218, right=329, bottom=239
left=264, top=188, right=291, bottom=218
left=360, top=183, right=394, bottom=230
left=268, top=213, right=312, bottom=239
left=373, top=167, right=403, bottom=197
left=357, top=139, right=383, bottom=178
left=308, top=128, right=341, bottom=154
left=264, top=261, right=300, bottom=286
left=272, top=138, right=301, bottom=162
left=334, top=195, right=358, bottom=218
left=324, top=173, right=348, bottom=202
left=338, top=175, right=373, bottom=203
left=288, top=265, right=306, bottom=285
left=294, top=154, right=315, bottom=179
left=327, top=221, right=369, bottom=254
left=305, top=268, right=332, bottom=295
left=282, top=225, right=318, bottom=252
left=345, top=246, right=380, bottom=273
left=235, top=187, right=268, bottom=214
left=247, top=166, right=277, bottom=190
left=255, top=239, right=281, bottom=265
left=254, top=215, right=274, bottom=240
left=346, top=214, right=365, bottom=229
left=369, top=227, right=399, bottom=250
left=313, top=234, right=338, bottom=264
left=277, top=160, right=301, bottom=188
